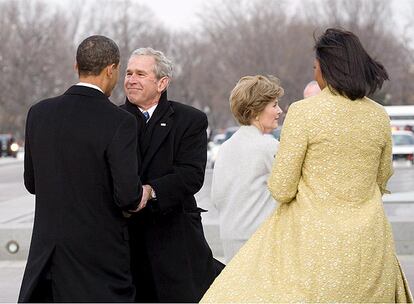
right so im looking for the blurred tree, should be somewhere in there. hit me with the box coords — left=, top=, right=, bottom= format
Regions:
left=0, top=0, right=76, bottom=137
left=0, top=0, right=413, bottom=136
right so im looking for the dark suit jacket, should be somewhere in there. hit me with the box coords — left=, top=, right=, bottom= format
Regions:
left=121, top=92, right=224, bottom=303
left=19, top=85, right=142, bottom=303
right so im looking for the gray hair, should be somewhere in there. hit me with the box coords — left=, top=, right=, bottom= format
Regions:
left=130, top=47, right=173, bottom=79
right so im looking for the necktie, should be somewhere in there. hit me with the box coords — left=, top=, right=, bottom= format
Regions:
left=142, top=111, right=150, bottom=123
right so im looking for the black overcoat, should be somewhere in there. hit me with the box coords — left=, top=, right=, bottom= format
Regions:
left=19, top=85, right=142, bottom=302
left=121, top=92, right=224, bottom=303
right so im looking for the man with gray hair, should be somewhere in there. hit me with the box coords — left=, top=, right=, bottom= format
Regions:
left=121, top=47, right=224, bottom=302
left=19, top=35, right=145, bottom=302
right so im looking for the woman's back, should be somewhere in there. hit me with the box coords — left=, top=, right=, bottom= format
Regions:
left=292, top=88, right=392, bottom=205
left=212, top=125, right=278, bottom=241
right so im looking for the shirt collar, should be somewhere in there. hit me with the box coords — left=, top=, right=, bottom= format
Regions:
left=138, top=104, right=158, bottom=120
left=76, top=82, right=104, bottom=94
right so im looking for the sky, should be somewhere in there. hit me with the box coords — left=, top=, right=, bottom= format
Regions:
left=135, top=0, right=206, bottom=30
left=137, top=0, right=413, bottom=32
left=134, top=0, right=414, bottom=46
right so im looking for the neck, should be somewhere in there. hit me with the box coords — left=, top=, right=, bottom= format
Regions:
left=250, top=121, right=264, bottom=134
left=136, top=94, right=161, bottom=111
left=79, top=75, right=107, bottom=94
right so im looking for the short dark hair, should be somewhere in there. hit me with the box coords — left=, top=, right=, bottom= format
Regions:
left=315, top=28, right=389, bottom=100
left=76, top=35, right=120, bottom=76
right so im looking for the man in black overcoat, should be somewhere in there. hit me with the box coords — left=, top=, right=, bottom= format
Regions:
left=121, top=48, right=224, bottom=303
left=18, top=35, right=148, bottom=303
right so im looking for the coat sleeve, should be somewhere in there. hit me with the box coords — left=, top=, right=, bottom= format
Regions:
left=376, top=120, right=393, bottom=195
left=24, top=107, right=35, bottom=194
left=268, top=103, right=308, bottom=204
left=148, top=113, right=208, bottom=212
left=106, top=114, right=142, bottom=211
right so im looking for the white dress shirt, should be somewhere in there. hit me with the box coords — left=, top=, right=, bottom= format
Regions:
left=138, top=104, right=158, bottom=121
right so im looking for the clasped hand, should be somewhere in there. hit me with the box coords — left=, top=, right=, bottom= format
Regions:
left=129, top=185, right=152, bottom=213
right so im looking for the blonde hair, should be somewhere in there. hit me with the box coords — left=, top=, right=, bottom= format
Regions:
left=230, top=75, right=284, bottom=125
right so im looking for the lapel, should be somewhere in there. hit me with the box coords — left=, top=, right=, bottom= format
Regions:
left=141, top=92, right=174, bottom=172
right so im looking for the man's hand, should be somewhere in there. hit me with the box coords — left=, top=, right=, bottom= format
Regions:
left=129, top=185, right=152, bottom=213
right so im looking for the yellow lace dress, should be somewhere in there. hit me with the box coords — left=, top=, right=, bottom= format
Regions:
left=201, top=88, right=413, bottom=303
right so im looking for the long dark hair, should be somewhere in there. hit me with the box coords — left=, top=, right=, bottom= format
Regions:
left=315, top=28, right=389, bottom=100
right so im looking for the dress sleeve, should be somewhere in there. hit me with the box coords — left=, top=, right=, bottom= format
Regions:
left=376, top=121, right=393, bottom=195
left=268, top=103, right=308, bottom=203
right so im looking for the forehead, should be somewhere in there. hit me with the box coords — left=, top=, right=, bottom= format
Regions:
left=126, top=55, right=156, bottom=71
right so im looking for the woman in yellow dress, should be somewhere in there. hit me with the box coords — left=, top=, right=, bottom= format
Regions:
left=201, top=28, right=413, bottom=303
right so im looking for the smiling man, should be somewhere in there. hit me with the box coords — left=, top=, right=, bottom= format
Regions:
left=121, top=48, right=224, bottom=303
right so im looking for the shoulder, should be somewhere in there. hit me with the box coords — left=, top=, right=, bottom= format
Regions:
left=289, top=92, right=325, bottom=112
left=170, top=100, right=207, bottom=120
left=255, top=134, right=279, bottom=156
left=283, top=99, right=313, bottom=124
left=114, top=105, right=136, bottom=123
left=169, top=100, right=207, bottom=131
left=363, top=97, right=389, bottom=116
left=28, top=95, right=61, bottom=116
left=228, top=128, right=278, bottom=154
left=262, top=134, right=279, bottom=147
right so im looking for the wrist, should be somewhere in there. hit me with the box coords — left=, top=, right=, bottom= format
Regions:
left=148, top=185, right=157, bottom=200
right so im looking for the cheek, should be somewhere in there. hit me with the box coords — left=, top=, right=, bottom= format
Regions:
left=263, top=111, right=275, bottom=123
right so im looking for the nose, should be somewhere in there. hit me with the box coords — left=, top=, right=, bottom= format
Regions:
left=277, top=105, right=283, bottom=114
left=127, top=73, right=139, bottom=83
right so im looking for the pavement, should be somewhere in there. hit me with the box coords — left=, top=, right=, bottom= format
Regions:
left=0, top=157, right=413, bottom=302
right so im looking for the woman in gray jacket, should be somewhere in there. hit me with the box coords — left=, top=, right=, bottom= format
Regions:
left=212, top=75, right=284, bottom=263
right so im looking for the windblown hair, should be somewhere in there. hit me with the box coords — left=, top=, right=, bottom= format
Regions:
left=130, top=47, right=173, bottom=79
left=76, top=35, right=120, bottom=76
left=315, top=28, right=389, bottom=100
left=230, top=75, right=284, bottom=125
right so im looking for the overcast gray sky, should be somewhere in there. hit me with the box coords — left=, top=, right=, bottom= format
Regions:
left=138, top=0, right=413, bottom=35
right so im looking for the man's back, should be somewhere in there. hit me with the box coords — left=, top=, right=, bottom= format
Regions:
left=20, top=85, right=140, bottom=302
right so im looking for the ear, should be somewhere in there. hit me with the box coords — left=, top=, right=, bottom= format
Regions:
left=157, top=76, right=170, bottom=93
left=107, top=63, right=117, bottom=78
left=74, top=62, right=79, bottom=73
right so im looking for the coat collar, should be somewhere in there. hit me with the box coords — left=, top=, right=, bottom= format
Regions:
left=123, top=91, right=173, bottom=125
left=64, top=85, right=108, bottom=100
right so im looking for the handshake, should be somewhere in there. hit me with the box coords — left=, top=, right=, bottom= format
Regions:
left=123, top=184, right=155, bottom=217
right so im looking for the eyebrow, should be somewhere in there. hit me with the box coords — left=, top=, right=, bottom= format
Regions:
left=126, top=68, right=147, bottom=74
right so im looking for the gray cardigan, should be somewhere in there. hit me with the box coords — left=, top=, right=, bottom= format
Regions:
left=211, top=125, right=279, bottom=241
